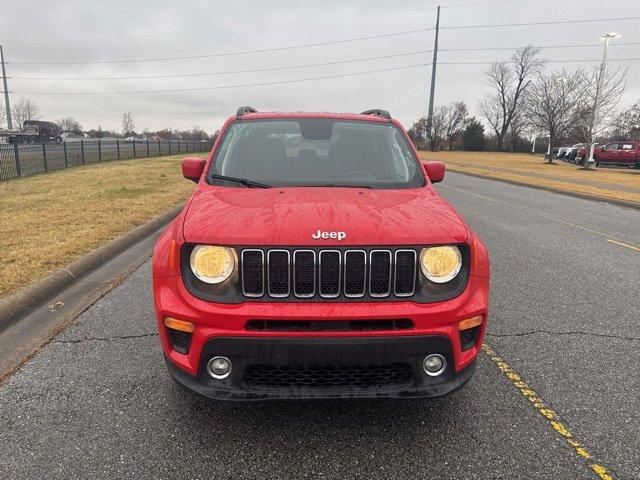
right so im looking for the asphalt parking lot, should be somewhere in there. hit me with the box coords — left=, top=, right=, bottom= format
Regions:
left=1, top=172, right=638, bottom=479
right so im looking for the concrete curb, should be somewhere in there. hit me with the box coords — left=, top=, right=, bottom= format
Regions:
left=0, top=204, right=183, bottom=332
left=445, top=169, right=640, bottom=211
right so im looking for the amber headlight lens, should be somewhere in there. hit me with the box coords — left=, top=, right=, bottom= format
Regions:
left=420, top=245, right=462, bottom=283
left=189, top=245, right=235, bottom=284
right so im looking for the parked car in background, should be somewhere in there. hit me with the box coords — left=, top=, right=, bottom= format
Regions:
left=581, top=142, right=640, bottom=167
left=556, top=146, right=571, bottom=159
left=564, top=143, right=588, bottom=163
left=60, top=132, right=86, bottom=142
left=6, top=120, right=62, bottom=144
left=556, top=145, right=571, bottom=160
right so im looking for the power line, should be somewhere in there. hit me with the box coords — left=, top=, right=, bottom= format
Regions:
left=7, top=15, right=640, bottom=66
left=440, top=41, right=640, bottom=52
left=9, top=41, right=639, bottom=81
left=6, top=28, right=434, bottom=65
left=3, top=0, right=514, bottom=48
left=439, top=58, right=640, bottom=64
left=8, top=50, right=434, bottom=80
left=9, top=58, right=639, bottom=96
left=441, top=15, right=640, bottom=29
left=4, top=7, right=439, bottom=47
left=11, top=64, right=430, bottom=94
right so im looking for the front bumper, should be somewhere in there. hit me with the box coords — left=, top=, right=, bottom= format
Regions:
left=166, top=335, right=476, bottom=400
left=154, top=273, right=489, bottom=400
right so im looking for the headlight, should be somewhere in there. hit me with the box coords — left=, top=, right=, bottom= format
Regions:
left=189, top=245, right=235, bottom=284
left=420, top=245, right=462, bottom=283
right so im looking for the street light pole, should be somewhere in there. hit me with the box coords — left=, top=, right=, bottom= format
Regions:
left=531, top=135, right=536, bottom=155
left=585, top=32, right=621, bottom=169
left=546, top=136, right=551, bottom=158
left=0, top=45, right=12, bottom=130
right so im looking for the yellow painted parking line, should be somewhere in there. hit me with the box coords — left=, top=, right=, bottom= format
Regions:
left=606, top=239, right=640, bottom=252
left=482, top=343, right=615, bottom=480
left=440, top=184, right=640, bottom=250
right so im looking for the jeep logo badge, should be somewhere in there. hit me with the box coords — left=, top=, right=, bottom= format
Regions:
left=312, top=230, right=347, bottom=241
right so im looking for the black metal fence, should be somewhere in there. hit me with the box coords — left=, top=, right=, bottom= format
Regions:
left=0, top=139, right=213, bottom=181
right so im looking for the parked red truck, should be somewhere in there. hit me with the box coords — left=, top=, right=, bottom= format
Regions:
left=577, top=142, right=640, bottom=167
left=153, top=107, right=490, bottom=400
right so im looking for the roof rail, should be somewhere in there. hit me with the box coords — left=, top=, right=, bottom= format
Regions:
left=360, top=109, right=392, bottom=120
left=236, top=106, right=257, bottom=116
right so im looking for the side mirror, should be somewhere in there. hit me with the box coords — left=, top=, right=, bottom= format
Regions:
left=423, top=161, right=445, bottom=183
left=181, top=157, right=206, bottom=183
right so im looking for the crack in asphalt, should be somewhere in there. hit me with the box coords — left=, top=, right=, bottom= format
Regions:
left=52, top=332, right=159, bottom=344
left=486, top=330, right=640, bottom=341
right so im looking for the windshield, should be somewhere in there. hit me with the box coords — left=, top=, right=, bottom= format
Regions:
left=208, top=119, right=424, bottom=188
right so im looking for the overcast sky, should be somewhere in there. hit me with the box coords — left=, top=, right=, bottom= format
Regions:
left=1, top=0, right=638, bottom=134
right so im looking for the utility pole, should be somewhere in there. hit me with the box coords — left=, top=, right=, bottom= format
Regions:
left=585, top=31, right=621, bottom=170
left=425, top=5, right=440, bottom=151
left=1, top=45, right=12, bottom=130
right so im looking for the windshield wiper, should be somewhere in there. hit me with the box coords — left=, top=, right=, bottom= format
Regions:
left=315, top=184, right=373, bottom=189
left=208, top=173, right=272, bottom=188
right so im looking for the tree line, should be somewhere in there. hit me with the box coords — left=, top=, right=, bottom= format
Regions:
left=410, top=46, right=638, bottom=154
left=0, top=98, right=216, bottom=141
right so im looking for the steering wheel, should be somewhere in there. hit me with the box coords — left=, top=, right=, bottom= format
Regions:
left=337, top=170, right=377, bottom=181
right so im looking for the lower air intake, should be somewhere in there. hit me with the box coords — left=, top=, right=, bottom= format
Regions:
left=243, top=363, right=413, bottom=389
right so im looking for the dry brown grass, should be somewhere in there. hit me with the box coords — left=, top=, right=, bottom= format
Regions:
left=419, top=151, right=640, bottom=205
left=0, top=153, right=205, bottom=299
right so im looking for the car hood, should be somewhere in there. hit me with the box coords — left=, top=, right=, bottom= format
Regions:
left=182, top=185, right=469, bottom=246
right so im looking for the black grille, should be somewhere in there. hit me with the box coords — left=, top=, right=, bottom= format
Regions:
left=241, top=248, right=418, bottom=299
left=344, top=250, right=366, bottom=297
left=245, top=319, right=414, bottom=331
left=293, top=250, right=315, bottom=297
left=394, top=250, right=416, bottom=296
left=241, top=250, right=264, bottom=296
left=243, top=363, right=413, bottom=389
left=369, top=250, right=392, bottom=296
left=166, top=329, right=191, bottom=355
left=460, top=326, right=480, bottom=351
left=319, top=250, right=340, bottom=297
left=268, top=250, right=290, bottom=296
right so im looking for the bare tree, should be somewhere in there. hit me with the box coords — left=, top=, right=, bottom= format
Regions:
left=11, top=96, right=41, bottom=130
left=580, top=65, right=626, bottom=168
left=443, top=102, right=469, bottom=150
left=526, top=69, right=584, bottom=164
left=56, top=116, right=83, bottom=134
left=480, top=46, right=545, bottom=150
left=408, top=117, right=428, bottom=149
left=121, top=112, right=135, bottom=137
left=428, top=106, right=448, bottom=151
left=609, top=99, right=640, bottom=140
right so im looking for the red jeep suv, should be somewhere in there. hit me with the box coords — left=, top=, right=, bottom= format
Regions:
left=153, top=107, right=490, bottom=400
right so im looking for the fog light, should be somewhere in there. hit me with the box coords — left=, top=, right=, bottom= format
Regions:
left=207, top=356, right=232, bottom=379
left=422, top=354, right=446, bottom=377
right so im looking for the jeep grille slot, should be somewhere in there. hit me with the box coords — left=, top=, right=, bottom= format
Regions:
left=394, top=250, right=417, bottom=296
left=369, top=250, right=392, bottom=297
left=267, top=250, right=290, bottom=297
left=240, top=248, right=419, bottom=300
left=344, top=250, right=366, bottom=297
left=293, top=250, right=315, bottom=298
left=241, top=250, right=264, bottom=297
left=319, top=250, right=341, bottom=298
